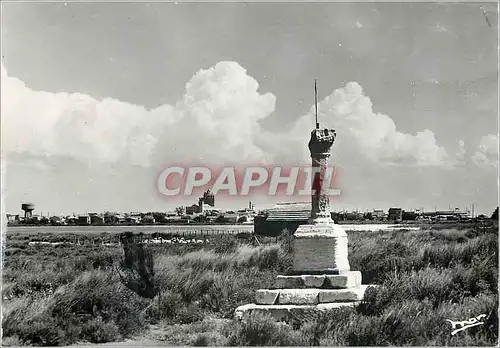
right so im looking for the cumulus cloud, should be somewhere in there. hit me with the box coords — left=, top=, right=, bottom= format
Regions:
left=2, top=62, right=450, bottom=170
left=1, top=61, right=275, bottom=167
left=472, top=134, right=498, bottom=168
left=260, top=82, right=450, bottom=167
left=166, top=62, right=275, bottom=164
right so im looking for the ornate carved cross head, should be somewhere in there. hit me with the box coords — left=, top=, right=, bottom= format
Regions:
left=308, top=128, right=336, bottom=155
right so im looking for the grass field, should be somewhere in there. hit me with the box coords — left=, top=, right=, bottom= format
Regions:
left=2, top=222, right=498, bottom=346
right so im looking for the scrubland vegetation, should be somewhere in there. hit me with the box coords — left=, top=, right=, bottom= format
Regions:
left=2, top=222, right=498, bottom=346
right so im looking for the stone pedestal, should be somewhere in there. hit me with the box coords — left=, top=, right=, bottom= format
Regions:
left=290, top=223, right=350, bottom=275
left=234, top=221, right=367, bottom=321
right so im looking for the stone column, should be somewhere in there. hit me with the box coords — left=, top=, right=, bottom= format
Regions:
left=309, top=129, right=335, bottom=224
left=291, top=128, right=350, bottom=275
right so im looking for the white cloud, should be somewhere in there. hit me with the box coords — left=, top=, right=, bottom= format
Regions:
left=472, top=134, right=498, bottom=168
left=261, top=82, right=450, bottom=167
left=2, top=63, right=450, bottom=170
left=1, top=61, right=275, bottom=167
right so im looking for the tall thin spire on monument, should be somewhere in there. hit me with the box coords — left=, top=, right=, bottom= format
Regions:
left=315, top=79, right=319, bottom=129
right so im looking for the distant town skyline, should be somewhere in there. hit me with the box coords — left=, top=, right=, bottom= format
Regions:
left=1, top=2, right=498, bottom=216
left=6, top=205, right=486, bottom=218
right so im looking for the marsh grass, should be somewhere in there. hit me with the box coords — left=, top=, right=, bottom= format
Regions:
left=2, top=223, right=498, bottom=346
left=2, top=271, right=148, bottom=346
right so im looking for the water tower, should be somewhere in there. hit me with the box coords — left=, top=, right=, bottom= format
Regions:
left=21, top=203, right=35, bottom=219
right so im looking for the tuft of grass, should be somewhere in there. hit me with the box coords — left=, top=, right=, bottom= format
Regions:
left=152, top=245, right=279, bottom=318
left=2, top=270, right=147, bottom=346
left=212, top=234, right=240, bottom=254
left=153, top=318, right=230, bottom=346
left=225, top=312, right=304, bottom=346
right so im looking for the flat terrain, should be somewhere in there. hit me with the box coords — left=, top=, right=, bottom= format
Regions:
left=2, top=222, right=497, bottom=346
left=5, top=224, right=253, bottom=235
left=5, top=223, right=418, bottom=235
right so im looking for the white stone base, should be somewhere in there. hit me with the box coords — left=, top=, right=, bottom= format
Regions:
left=234, top=302, right=358, bottom=321
left=233, top=219, right=376, bottom=323
left=255, top=285, right=370, bottom=305
left=274, top=271, right=362, bottom=289
left=292, top=223, right=350, bottom=273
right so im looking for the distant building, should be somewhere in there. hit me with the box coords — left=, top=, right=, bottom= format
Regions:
left=388, top=208, right=403, bottom=222
left=165, top=215, right=183, bottom=223
left=141, top=213, right=156, bottom=224
left=66, top=216, right=78, bottom=225
left=349, top=211, right=364, bottom=221
left=184, top=190, right=220, bottom=215
left=50, top=216, right=63, bottom=225
left=204, top=214, right=218, bottom=223
left=118, top=215, right=129, bottom=224
left=185, top=204, right=202, bottom=215
left=77, top=214, right=90, bottom=226
left=402, top=210, right=419, bottom=221
left=6, top=214, right=20, bottom=223
left=223, top=210, right=240, bottom=223
left=237, top=207, right=256, bottom=218
left=126, top=215, right=141, bottom=224
left=201, top=190, right=215, bottom=207
left=372, top=209, right=386, bottom=220
left=254, top=202, right=311, bottom=237
left=104, top=212, right=119, bottom=225
left=198, top=197, right=221, bottom=214
left=421, top=210, right=469, bottom=217
left=89, top=213, right=104, bottom=225
left=421, top=209, right=470, bottom=221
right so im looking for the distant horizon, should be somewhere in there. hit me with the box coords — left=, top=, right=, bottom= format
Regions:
left=5, top=200, right=495, bottom=217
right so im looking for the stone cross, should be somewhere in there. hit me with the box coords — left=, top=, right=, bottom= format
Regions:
left=308, top=128, right=336, bottom=224
left=290, top=127, right=350, bottom=275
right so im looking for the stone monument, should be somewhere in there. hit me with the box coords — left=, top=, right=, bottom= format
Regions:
left=290, top=127, right=351, bottom=276
left=234, top=81, right=370, bottom=321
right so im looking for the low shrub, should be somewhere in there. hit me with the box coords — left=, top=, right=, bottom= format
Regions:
left=2, top=270, right=148, bottom=346
left=225, top=312, right=304, bottom=346
left=119, top=240, right=157, bottom=299
left=175, top=302, right=205, bottom=324
left=81, top=316, right=121, bottom=343
left=212, top=235, right=239, bottom=254
left=349, top=238, right=423, bottom=284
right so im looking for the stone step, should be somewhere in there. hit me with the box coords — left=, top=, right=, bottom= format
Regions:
left=255, top=285, right=370, bottom=305
left=274, top=271, right=361, bottom=289
left=234, top=302, right=358, bottom=321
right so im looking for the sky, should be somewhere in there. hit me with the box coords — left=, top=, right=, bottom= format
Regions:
left=1, top=1, right=499, bottom=216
